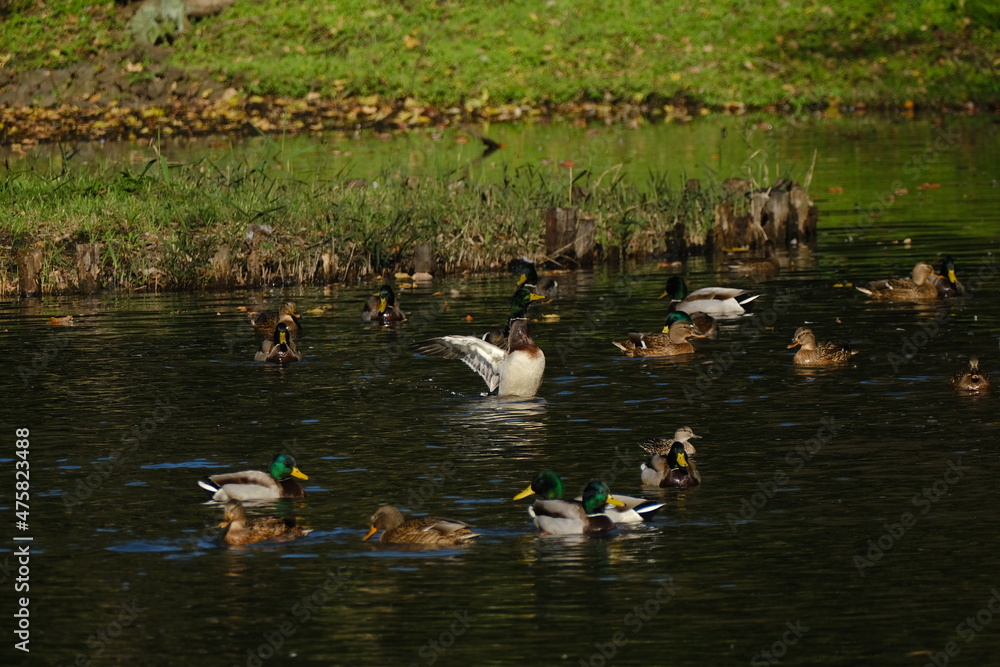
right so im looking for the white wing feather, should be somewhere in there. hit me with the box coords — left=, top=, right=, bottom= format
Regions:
left=415, top=335, right=507, bottom=393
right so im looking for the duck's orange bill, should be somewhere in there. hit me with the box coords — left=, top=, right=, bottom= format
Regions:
left=362, top=525, right=378, bottom=541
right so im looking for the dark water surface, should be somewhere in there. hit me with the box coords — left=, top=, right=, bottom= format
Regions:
left=3, top=116, right=1000, bottom=666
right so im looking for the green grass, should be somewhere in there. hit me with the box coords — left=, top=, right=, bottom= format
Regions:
left=0, top=140, right=749, bottom=294
left=1, top=0, right=997, bottom=109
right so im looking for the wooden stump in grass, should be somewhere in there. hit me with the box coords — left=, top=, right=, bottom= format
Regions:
left=17, top=246, right=43, bottom=297
left=790, top=186, right=818, bottom=243
left=209, top=247, right=233, bottom=290
left=75, top=243, right=101, bottom=294
left=544, top=207, right=594, bottom=268
left=412, top=243, right=434, bottom=275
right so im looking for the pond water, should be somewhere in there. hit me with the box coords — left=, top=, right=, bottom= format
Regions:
left=3, top=114, right=1000, bottom=666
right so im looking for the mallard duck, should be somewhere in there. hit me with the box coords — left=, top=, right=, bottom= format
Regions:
left=250, top=300, right=302, bottom=338
left=414, top=317, right=545, bottom=397
left=362, top=505, right=479, bottom=546
left=950, top=355, right=993, bottom=393
left=518, top=480, right=624, bottom=535
left=660, top=275, right=760, bottom=317
left=641, top=441, right=702, bottom=489
left=641, top=426, right=702, bottom=458
left=482, top=286, right=546, bottom=348
left=361, top=284, right=406, bottom=324
left=935, top=256, right=965, bottom=298
left=513, top=471, right=665, bottom=524
left=254, top=322, right=302, bottom=363
left=855, top=262, right=939, bottom=301
left=509, top=258, right=558, bottom=298
left=726, top=241, right=780, bottom=276
left=787, top=327, right=856, bottom=366
left=612, top=320, right=703, bottom=357
left=198, top=453, right=309, bottom=501
left=220, top=500, right=312, bottom=546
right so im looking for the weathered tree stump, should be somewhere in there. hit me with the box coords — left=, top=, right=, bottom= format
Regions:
left=17, top=246, right=43, bottom=297
left=544, top=207, right=594, bottom=268
left=209, top=246, right=232, bottom=289
left=790, top=186, right=818, bottom=243
left=412, top=243, right=434, bottom=275
left=75, top=242, right=101, bottom=294
left=762, top=189, right=791, bottom=246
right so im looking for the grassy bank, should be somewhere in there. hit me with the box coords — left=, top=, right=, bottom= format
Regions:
left=1, top=139, right=772, bottom=295
left=1, top=1, right=998, bottom=144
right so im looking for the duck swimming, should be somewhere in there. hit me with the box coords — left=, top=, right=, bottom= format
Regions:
left=513, top=471, right=665, bottom=524
left=198, top=453, right=309, bottom=501
left=660, top=275, right=760, bottom=317
left=415, top=316, right=545, bottom=398
left=362, top=505, right=479, bottom=546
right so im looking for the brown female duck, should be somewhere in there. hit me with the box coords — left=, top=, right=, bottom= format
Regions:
left=220, top=500, right=312, bottom=546
left=950, top=356, right=993, bottom=393
left=856, top=262, right=939, bottom=301
left=787, top=327, right=857, bottom=366
left=362, top=506, right=480, bottom=546
left=613, top=319, right=704, bottom=357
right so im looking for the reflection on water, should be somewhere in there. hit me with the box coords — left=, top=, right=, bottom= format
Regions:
left=4, top=116, right=1000, bottom=666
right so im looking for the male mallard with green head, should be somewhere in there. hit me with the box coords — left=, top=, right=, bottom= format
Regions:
left=415, top=315, right=545, bottom=398
left=509, top=258, right=559, bottom=298
left=517, top=480, right=625, bottom=535
left=950, top=355, right=993, bottom=393
left=935, top=256, right=965, bottom=298
left=220, top=500, right=312, bottom=546
left=660, top=275, right=759, bottom=318
left=641, top=441, right=702, bottom=489
left=613, top=319, right=704, bottom=357
left=513, top=471, right=665, bottom=524
left=199, top=453, right=309, bottom=501
left=362, top=506, right=479, bottom=546
left=787, top=327, right=856, bottom=366
left=855, top=262, right=939, bottom=301
left=250, top=300, right=302, bottom=338
left=362, top=284, right=406, bottom=324
left=482, top=286, right=546, bottom=348
left=255, top=322, right=302, bottom=363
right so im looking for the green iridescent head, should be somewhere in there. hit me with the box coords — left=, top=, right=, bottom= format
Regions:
left=273, top=322, right=291, bottom=347
left=509, top=286, right=546, bottom=317
left=662, top=310, right=693, bottom=332
left=269, top=453, right=309, bottom=481
left=666, top=441, right=689, bottom=470
left=508, top=259, right=540, bottom=287
left=512, top=471, right=564, bottom=501
left=581, top=480, right=623, bottom=514
left=659, top=275, right=690, bottom=301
